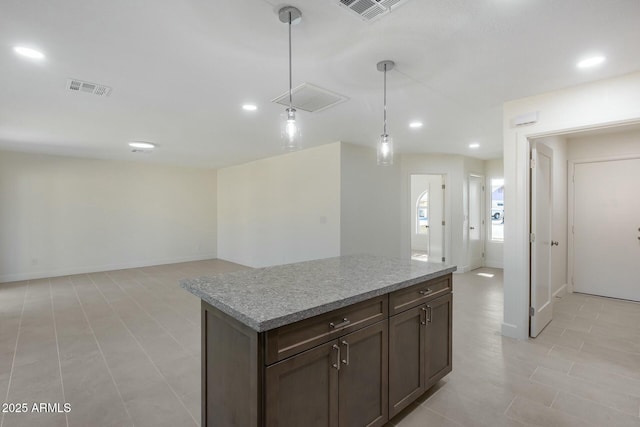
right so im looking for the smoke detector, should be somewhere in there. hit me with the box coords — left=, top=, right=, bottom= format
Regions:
left=336, top=0, right=411, bottom=22
left=272, top=83, right=348, bottom=113
left=66, top=78, right=112, bottom=97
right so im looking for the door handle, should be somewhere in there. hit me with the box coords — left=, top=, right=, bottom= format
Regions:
left=427, top=305, right=433, bottom=323
left=420, top=307, right=427, bottom=325
left=341, top=340, right=350, bottom=365
left=329, top=318, right=350, bottom=329
left=470, top=227, right=475, bottom=230
left=551, top=241, right=559, bottom=246
left=332, top=344, right=340, bottom=370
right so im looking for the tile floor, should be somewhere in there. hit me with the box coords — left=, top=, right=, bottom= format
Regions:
left=1, top=261, right=639, bottom=427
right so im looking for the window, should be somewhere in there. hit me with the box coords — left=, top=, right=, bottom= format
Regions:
left=490, top=178, right=504, bottom=241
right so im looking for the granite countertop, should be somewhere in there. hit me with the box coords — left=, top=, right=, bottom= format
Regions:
left=180, top=254, right=456, bottom=332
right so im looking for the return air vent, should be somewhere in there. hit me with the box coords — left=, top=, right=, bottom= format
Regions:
left=272, top=83, right=348, bottom=113
left=66, top=78, right=112, bottom=97
left=336, top=0, right=411, bottom=22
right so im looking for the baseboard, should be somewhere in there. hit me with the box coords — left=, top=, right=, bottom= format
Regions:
left=484, top=259, right=504, bottom=269
left=0, top=253, right=218, bottom=284
left=553, top=284, right=568, bottom=299
left=501, top=322, right=522, bottom=340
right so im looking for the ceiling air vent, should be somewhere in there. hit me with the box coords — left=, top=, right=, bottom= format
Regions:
left=272, top=83, right=348, bottom=113
left=66, top=78, right=112, bottom=97
left=336, top=0, right=411, bottom=22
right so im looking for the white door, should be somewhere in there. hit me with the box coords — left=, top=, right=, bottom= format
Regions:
left=468, top=175, right=484, bottom=270
left=573, top=158, right=640, bottom=301
left=530, top=143, right=554, bottom=338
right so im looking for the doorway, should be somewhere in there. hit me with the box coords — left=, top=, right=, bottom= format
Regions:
left=410, top=174, right=445, bottom=262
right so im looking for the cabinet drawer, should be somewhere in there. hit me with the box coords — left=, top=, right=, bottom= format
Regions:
left=389, top=274, right=451, bottom=315
left=265, top=295, right=388, bottom=365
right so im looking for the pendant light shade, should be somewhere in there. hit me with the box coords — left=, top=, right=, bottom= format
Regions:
left=376, top=60, right=395, bottom=166
left=377, top=134, right=393, bottom=166
left=279, top=6, right=302, bottom=151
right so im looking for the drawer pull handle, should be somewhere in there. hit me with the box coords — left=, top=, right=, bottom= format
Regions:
left=329, top=318, right=350, bottom=329
left=341, top=340, right=350, bottom=365
left=419, top=288, right=432, bottom=295
left=332, top=344, right=340, bottom=370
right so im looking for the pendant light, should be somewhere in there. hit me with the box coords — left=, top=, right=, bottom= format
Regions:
left=279, top=6, right=302, bottom=151
left=377, top=60, right=395, bottom=166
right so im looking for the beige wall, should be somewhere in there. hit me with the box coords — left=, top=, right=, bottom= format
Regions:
left=217, top=142, right=341, bottom=268
left=0, top=150, right=217, bottom=282
left=340, top=143, right=402, bottom=259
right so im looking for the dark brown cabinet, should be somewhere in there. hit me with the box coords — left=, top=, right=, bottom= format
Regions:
left=388, top=305, right=426, bottom=417
left=265, top=321, right=388, bottom=427
left=338, top=321, right=388, bottom=427
left=388, top=283, right=452, bottom=418
left=200, top=273, right=452, bottom=427
left=425, top=293, right=452, bottom=388
left=265, top=341, right=339, bottom=427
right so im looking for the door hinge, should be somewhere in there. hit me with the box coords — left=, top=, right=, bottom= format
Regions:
left=442, top=256, right=446, bottom=263
left=529, top=307, right=535, bottom=317
left=529, top=232, right=535, bottom=243
left=482, top=185, right=485, bottom=191
left=442, top=184, right=445, bottom=190
left=482, top=252, right=485, bottom=258
left=442, top=220, right=446, bottom=226
left=572, top=225, right=574, bottom=234
left=530, top=158, right=536, bottom=169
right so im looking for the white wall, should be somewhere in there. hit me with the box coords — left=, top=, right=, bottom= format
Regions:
left=534, top=136, right=568, bottom=298
left=567, top=126, right=640, bottom=160
left=502, top=71, right=640, bottom=340
left=484, top=158, right=504, bottom=268
left=0, top=150, right=217, bottom=283
left=217, top=143, right=341, bottom=268
left=340, top=143, right=402, bottom=258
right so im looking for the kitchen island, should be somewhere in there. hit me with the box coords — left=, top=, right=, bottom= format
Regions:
left=181, top=255, right=456, bottom=427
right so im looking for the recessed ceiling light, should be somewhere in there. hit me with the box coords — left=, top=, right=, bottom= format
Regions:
left=242, top=104, right=257, bottom=111
left=577, top=56, right=605, bottom=69
left=13, top=46, right=45, bottom=60
left=469, top=143, right=480, bottom=149
left=128, top=142, right=155, bottom=149
left=409, top=121, right=423, bottom=128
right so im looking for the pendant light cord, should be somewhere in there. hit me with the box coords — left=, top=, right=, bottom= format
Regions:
left=383, top=64, right=387, bottom=136
left=288, top=12, right=293, bottom=109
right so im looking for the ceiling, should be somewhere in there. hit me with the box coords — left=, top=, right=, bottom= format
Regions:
left=1, top=0, right=639, bottom=168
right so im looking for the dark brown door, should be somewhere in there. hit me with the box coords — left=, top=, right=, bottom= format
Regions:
left=388, top=305, right=426, bottom=418
left=425, top=293, right=453, bottom=387
left=265, top=340, right=339, bottom=427
left=338, top=321, right=388, bottom=427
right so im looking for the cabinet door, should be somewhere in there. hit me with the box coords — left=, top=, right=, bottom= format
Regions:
left=338, top=321, right=388, bottom=427
left=425, top=293, right=453, bottom=388
left=265, top=341, right=339, bottom=427
left=388, top=305, right=426, bottom=418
